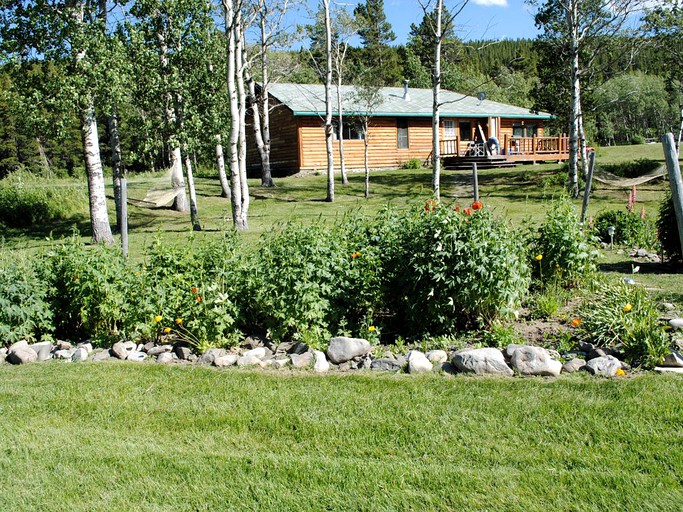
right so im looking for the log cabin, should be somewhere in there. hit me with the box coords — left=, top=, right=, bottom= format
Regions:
left=246, top=82, right=568, bottom=176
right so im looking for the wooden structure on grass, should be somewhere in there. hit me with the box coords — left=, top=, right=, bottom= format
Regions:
left=246, top=83, right=569, bottom=176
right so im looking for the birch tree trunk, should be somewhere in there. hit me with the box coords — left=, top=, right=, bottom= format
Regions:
left=215, top=134, right=232, bottom=199
left=567, top=0, right=581, bottom=198
left=431, top=0, right=443, bottom=201
left=259, top=15, right=274, bottom=187
left=81, top=104, right=114, bottom=244
left=183, top=144, right=202, bottom=231
left=36, top=137, right=51, bottom=177
left=236, top=16, right=250, bottom=230
left=108, top=110, right=124, bottom=233
left=323, top=0, right=335, bottom=202
left=246, top=71, right=270, bottom=188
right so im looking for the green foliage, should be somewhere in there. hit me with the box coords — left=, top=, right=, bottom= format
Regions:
left=528, top=197, right=598, bottom=287
left=400, top=158, right=422, bottom=170
left=381, top=202, right=530, bottom=336
left=0, top=256, right=54, bottom=344
left=0, top=171, right=87, bottom=227
left=599, top=159, right=662, bottom=179
left=479, top=322, right=524, bottom=349
left=530, top=285, right=568, bottom=320
left=577, top=281, right=670, bottom=368
left=657, top=194, right=681, bottom=263
left=593, top=209, right=657, bottom=250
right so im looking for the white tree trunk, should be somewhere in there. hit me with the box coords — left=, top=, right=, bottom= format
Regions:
left=259, top=16, right=274, bottom=187
left=246, top=72, right=271, bottom=187
left=431, top=0, right=443, bottom=200
left=183, top=145, right=202, bottom=231
left=81, top=104, right=114, bottom=244
left=567, top=0, right=581, bottom=198
left=169, top=145, right=188, bottom=211
left=236, top=17, right=250, bottom=230
left=323, top=0, right=335, bottom=202
left=215, top=134, right=231, bottom=199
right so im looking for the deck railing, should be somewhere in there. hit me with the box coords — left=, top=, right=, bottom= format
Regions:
left=440, top=135, right=569, bottom=160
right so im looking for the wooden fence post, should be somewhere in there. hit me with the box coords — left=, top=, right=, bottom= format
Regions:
left=662, top=133, right=683, bottom=259
left=580, top=150, right=595, bottom=224
left=121, top=177, right=128, bottom=258
left=472, top=162, right=479, bottom=202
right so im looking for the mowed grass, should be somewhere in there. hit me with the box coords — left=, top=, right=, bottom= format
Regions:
left=0, top=363, right=682, bottom=511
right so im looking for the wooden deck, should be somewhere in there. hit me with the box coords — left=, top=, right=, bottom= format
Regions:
left=441, top=135, right=569, bottom=170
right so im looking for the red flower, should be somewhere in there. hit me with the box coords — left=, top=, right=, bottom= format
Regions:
left=463, top=208, right=472, bottom=215
left=471, top=201, right=483, bottom=210
left=453, top=205, right=460, bottom=212
left=424, top=199, right=437, bottom=212
left=191, top=287, right=198, bottom=294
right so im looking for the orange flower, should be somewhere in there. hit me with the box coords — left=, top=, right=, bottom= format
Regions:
left=191, top=287, right=198, bottom=294
left=196, top=295, right=203, bottom=303
left=424, top=199, right=437, bottom=212
left=351, top=251, right=361, bottom=259
left=453, top=205, right=460, bottom=212
left=471, top=201, right=483, bottom=210
left=463, top=208, right=472, bottom=215
left=571, top=318, right=581, bottom=327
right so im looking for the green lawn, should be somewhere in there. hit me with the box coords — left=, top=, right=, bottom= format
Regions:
left=0, top=363, right=682, bottom=511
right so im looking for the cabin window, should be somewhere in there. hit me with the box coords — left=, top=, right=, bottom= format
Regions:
left=333, top=119, right=364, bottom=140
left=513, top=124, right=537, bottom=137
left=444, top=120, right=456, bottom=138
left=397, top=119, right=409, bottom=149
left=459, top=121, right=472, bottom=141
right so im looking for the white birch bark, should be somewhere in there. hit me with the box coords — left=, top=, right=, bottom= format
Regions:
left=431, top=0, right=443, bottom=201
left=259, top=14, right=274, bottom=187
left=567, top=0, right=580, bottom=198
left=183, top=144, right=202, bottom=231
left=236, top=15, right=250, bottom=230
left=323, top=0, right=335, bottom=202
left=215, top=134, right=232, bottom=199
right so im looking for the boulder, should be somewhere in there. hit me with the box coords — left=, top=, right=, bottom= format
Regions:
left=78, top=342, right=93, bottom=354
left=54, top=349, right=75, bottom=360
left=126, top=351, right=147, bottom=362
left=71, top=347, right=89, bottom=362
left=662, top=302, right=676, bottom=312
left=510, top=346, right=562, bottom=377
left=291, top=352, right=314, bottom=368
left=504, top=344, right=524, bottom=359
left=407, top=350, right=433, bottom=374
left=585, top=355, right=621, bottom=377
left=371, top=358, right=403, bottom=372
left=452, top=348, right=513, bottom=377
left=197, top=348, right=227, bottom=365
left=313, top=350, right=330, bottom=373
left=214, top=354, right=239, bottom=367
left=174, top=346, right=193, bottom=360
left=55, top=340, right=72, bottom=351
left=147, top=345, right=173, bottom=357
left=29, top=342, right=53, bottom=362
left=669, top=318, right=683, bottom=330
left=156, top=352, right=175, bottom=364
left=243, top=347, right=270, bottom=360
left=91, top=350, right=111, bottom=362
left=0, top=348, right=7, bottom=363
left=562, top=358, right=586, bottom=373
left=273, top=358, right=289, bottom=369
left=7, top=346, right=38, bottom=365
left=661, top=350, right=683, bottom=368
left=426, top=350, right=448, bottom=364
left=237, top=355, right=262, bottom=367
left=326, top=337, right=372, bottom=364
left=111, top=341, right=130, bottom=360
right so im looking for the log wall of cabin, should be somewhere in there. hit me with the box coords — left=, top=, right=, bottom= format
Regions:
left=246, top=100, right=300, bottom=176
left=297, top=116, right=435, bottom=170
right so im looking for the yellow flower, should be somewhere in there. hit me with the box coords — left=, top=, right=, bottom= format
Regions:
left=175, top=317, right=183, bottom=325
left=368, top=326, right=376, bottom=332
left=163, top=327, right=171, bottom=334
left=623, top=303, right=633, bottom=312
left=615, top=368, right=626, bottom=377
left=535, top=254, right=543, bottom=261
left=154, top=315, right=163, bottom=323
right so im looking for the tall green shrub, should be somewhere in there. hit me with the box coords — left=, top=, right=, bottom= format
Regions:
left=593, top=209, right=657, bottom=250
left=657, top=194, right=681, bottom=263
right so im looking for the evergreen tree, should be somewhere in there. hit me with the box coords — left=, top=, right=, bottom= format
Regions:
left=353, top=0, right=401, bottom=85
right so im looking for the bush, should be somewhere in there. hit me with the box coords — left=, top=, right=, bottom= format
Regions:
left=577, top=281, right=670, bottom=368
left=599, top=159, right=661, bottom=179
left=528, top=197, right=598, bottom=287
left=0, top=171, right=87, bottom=228
left=401, top=158, right=423, bottom=170
left=657, top=194, right=681, bottom=263
left=380, top=201, right=530, bottom=336
left=593, top=209, right=657, bottom=250
left=0, top=256, right=54, bottom=344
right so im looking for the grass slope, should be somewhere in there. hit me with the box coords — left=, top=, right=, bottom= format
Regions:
left=1, top=363, right=682, bottom=511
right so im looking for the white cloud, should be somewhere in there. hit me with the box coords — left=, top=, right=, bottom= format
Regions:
left=472, top=0, right=508, bottom=6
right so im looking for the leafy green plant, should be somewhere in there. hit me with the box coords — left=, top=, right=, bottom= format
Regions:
left=593, top=209, right=657, bottom=250
left=380, top=201, right=530, bottom=336
left=657, top=193, right=681, bottom=263
left=528, top=197, right=599, bottom=288
left=401, top=158, right=423, bottom=170
left=530, top=285, right=568, bottom=320
left=479, top=322, right=524, bottom=349
left=576, top=280, right=670, bottom=368
left=0, top=256, right=54, bottom=344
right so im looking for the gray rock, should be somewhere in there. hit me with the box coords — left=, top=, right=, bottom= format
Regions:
left=358, top=354, right=374, bottom=370
left=242, top=336, right=264, bottom=350
left=78, top=342, right=93, bottom=354
left=587, top=348, right=610, bottom=360
left=504, top=344, right=524, bottom=359
left=407, top=350, right=433, bottom=374
left=452, top=348, right=514, bottom=377
left=187, top=354, right=198, bottom=363
left=313, top=350, right=330, bottom=372
left=147, top=345, right=173, bottom=356
left=562, top=358, right=587, bottom=373
left=578, top=340, right=595, bottom=353
left=662, top=303, right=676, bottom=312
left=143, top=341, right=156, bottom=353
left=326, top=337, right=372, bottom=364
left=0, top=348, right=7, bottom=363
left=91, top=350, right=111, bottom=362
left=136, top=344, right=145, bottom=352
left=510, top=346, right=562, bottom=377
left=273, top=358, right=289, bottom=369
left=648, top=254, right=661, bottom=263
left=197, top=348, right=227, bottom=365
left=243, top=347, right=270, bottom=360
left=157, top=352, right=175, bottom=364
left=636, top=248, right=648, bottom=257
left=291, top=352, right=314, bottom=368
left=126, top=351, right=147, bottom=362
left=111, top=341, right=130, bottom=360
left=371, top=358, right=402, bottom=372
left=55, top=340, right=72, bottom=351
left=662, top=350, right=683, bottom=368
left=585, top=355, right=621, bottom=377
left=54, top=349, right=75, bottom=360
left=338, top=362, right=352, bottom=372
left=669, top=318, right=683, bottom=330
left=7, top=346, right=38, bottom=365
left=426, top=350, right=448, bottom=364
left=214, top=354, right=239, bottom=367
left=71, top=347, right=89, bottom=362
left=260, top=359, right=274, bottom=368
left=174, top=346, right=193, bottom=360
left=9, top=340, right=29, bottom=352
left=29, top=342, right=53, bottom=362
left=237, top=355, right=262, bottom=367
left=654, top=366, right=683, bottom=374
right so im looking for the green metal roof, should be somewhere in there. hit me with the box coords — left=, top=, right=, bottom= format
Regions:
left=267, top=83, right=552, bottom=120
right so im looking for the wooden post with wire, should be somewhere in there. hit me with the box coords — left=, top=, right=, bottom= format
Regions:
left=121, top=177, right=128, bottom=258
left=580, top=150, right=596, bottom=223
left=662, top=133, right=683, bottom=259
left=472, top=162, right=479, bottom=202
